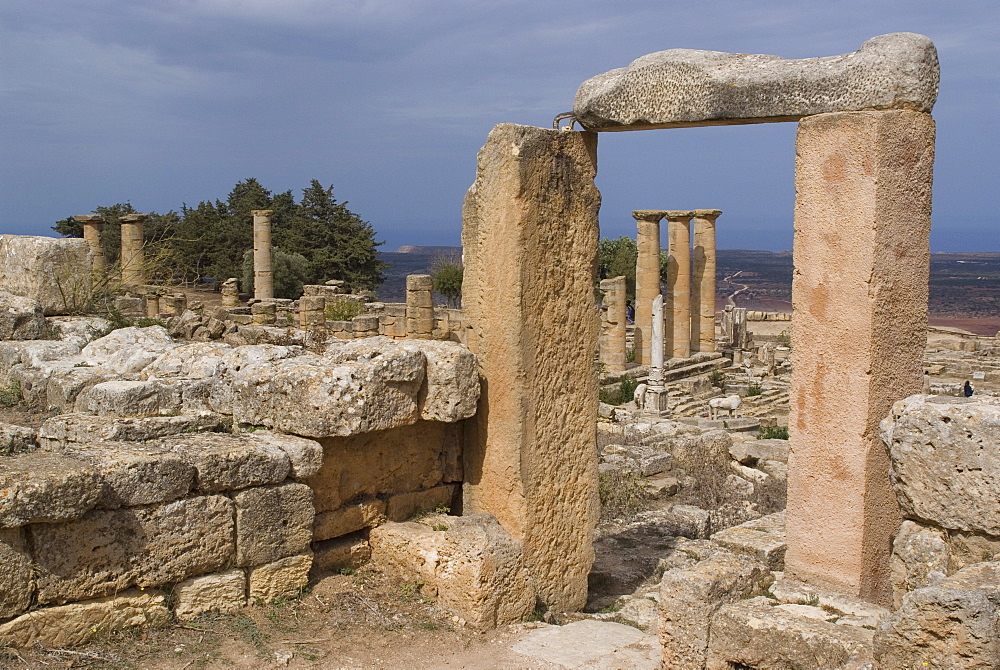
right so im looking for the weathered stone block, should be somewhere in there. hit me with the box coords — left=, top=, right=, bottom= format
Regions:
left=371, top=514, right=535, bottom=628
left=0, top=590, right=169, bottom=648
left=729, top=438, right=789, bottom=465
left=309, top=421, right=447, bottom=512
left=75, top=380, right=183, bottom=417
left=158, top=432, right=290, bottom=493
left=386, top=485, right=456, bottom=522
left=31, top=495, right=234, bottom=604
left=883, top=395, right=1000, bottom=535
left=659, top=548, right=773, bottom=669
left=875, top=561, right=1000, bottom=669
left=0, top=235, right=93, bottom=315
left=80, top=325, right=176, bottom=373
left=39, top=411, right=225, bottom=448
left=248, top=554, right=312, bottom=604
left=0, top=421, right=37, bottom=455
left=44, top=364, right=114, bottom=411
left=140, top=341, right=232, bottom=380
left=173, top=569, right=247, bottom=621
left=312, top=533, right=372, bottom=573
left=711, top=511, right=786, bottom=570
left=0, top=452, right=101, bottom=527
left=398, top=340, right=479, bottom=422
left=229, top=341, right=424, bottom=437
left=251, top=431, right=323, bottom=480
left=0, top=528, right=33, bottom=618
left=234, top=483, right=314, bottom=566
left=574, top=33, right=938, bottom=131
left=53, top=441, right=195, bottom=508
left=0, top=291, right=49, bottom=340
left=706, top=597, right=875, bottom=669
left=890, top=519, right=951, bottom=609
left=314, top=498, right=386, bottom=541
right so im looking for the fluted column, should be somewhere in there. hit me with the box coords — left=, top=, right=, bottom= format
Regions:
left=632, top=210, right=667, bottom=366
left=664, top=211, right=693, bottom=358
left=74, top=215, right=106, bottom=273
left=691, top=209, right=721, bottom=353
left=252, top=209, right=274, bottom=300
left=119, top=213, right=147, bottom=285
left=599, top=275, right=627, bottom=373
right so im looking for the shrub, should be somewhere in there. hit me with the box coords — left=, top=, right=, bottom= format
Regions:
left=709, top=369, right=724, bottom=387
left=599, top=374, right=639, bottom=406
left=758, top=425, right=789, bottom=440
left=598, top=469, right=647, bottom=520
left=324, top=298, right=363, bottom=321
left=746, top=383, right=763, bottom=397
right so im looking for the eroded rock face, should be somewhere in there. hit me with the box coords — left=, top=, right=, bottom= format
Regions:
left=882, top=395, right=1000, bottom=535
left=0, top=291, right=50, bottom=340
left=0, top=453, right=101, bottom=528
left=0, top=235, right=93, bottom=315
left=573, top=32, right=939, bottom=131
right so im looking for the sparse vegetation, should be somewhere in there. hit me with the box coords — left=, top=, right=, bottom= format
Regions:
left=324, top=297, right=364, bottom=321
left=599, top=374, right=639, bottom=406
left=598, top=469, right=648, bottom=520
left=0, top=380, right=23, bottom=408
left=430, top=253, right=463, bottom=307
left=758, top=425, right=789, bottom=440
left=746, top=382, right=763, bottom=396
left=709, top=369, right=725, bottom=387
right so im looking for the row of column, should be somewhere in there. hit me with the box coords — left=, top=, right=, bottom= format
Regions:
left=74, top=213, right=148, bottom=285
left=632, top=209, right=720, bottom=366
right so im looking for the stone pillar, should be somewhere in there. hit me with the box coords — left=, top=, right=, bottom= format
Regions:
left=73, top=215, right=106, bottom=272
left=405, top=274, right=434, bottom=339
left=144, top=293, right=160, bottom=318
left=221, top=278, right=241, bottom=308
left=599, top=276, right=627, bottom=374
left=251, top=301, right=276, bottom=325
left=119, top=213, right=147, bottom=285
left=298, top=296, right=326, bottom=329
left=633, top=210, right=666, bottom=366
left=691, top=209, right=721, bottom=353
left=785, top=110, right=935, bottom=607
left=665, top=211, right=693, bottom=359
left=352, top=314, right=379, bottom=338
left=252, top=210, right=274, bottom=301
left=462, top=124, right=600, bottom=611
left=643, top=295, right=670, bottom=416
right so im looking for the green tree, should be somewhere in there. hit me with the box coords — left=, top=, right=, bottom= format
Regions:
left=430, top=254, right=463, bottom=307
left=241, top=247, right=309, bottom=299
left=598, top=236, right=637, bottom=299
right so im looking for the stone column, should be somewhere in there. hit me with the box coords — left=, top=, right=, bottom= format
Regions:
left=664, top=211, right=693, bottom=359
left=462, top=124, right=600, bottom=611
left=251, top=301, right=276, bottom=325
left=299, top=296, right=326, bottom=329
left=405, top=274, right=434, bottom=339
left=643, top=295, right=670, bottom=416
left=633, top=210, right=666, bottom=366
left=599, top=276, right=627, bottom=373
left=73, top=215, right=106, bottom=272
left=221, top=278, right=241, bottom=308
left=119, top=213, right=147, bottom=285
left=785, top=110, right=935, bottom=607
left=144, top=293, right=160, bottom=318
left=691, top=209, right=721, bottom=353
left=252, top=209, right=274, bottom=301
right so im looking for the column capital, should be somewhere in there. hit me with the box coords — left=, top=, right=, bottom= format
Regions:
left=119, top=214, right=148, bottom=223
left=251, top=209, right=274, bottom=218
left=692, top=209, right=722, bottom=220
left=631, top=209, right=668, bottom=222
left=663, top=210, right=695, bottom=221
left=73, top=215, right=103, bottom=224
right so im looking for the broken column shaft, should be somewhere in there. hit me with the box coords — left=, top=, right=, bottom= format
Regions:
left=252, top=209, right=274, bottom=301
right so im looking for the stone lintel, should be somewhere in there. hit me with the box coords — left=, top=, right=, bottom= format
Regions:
left=631, top=210, right=667, bottom=222
left=119, top=214, right=148, bottom=224
left=73, top=215, right=103, bottom=224
left=663, top=210, right=696, bottom=221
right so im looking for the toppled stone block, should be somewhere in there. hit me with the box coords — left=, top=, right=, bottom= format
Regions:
left=140, top=341, right=232, bottom=379
left=659, top=547, right=773, bottom=669
left=248, top=554, right=312, bottom=604
left=890, top=519, right=951, bottom=608
left=0, top=291, right=50, bottom=340
left=0, top=235, right=93, bottom=315
left=157, top=432, right=290, bottom=493
left=313, top=533, right=372, bottom=573
left=0, top=590, right=169, bottom=648
left=314, top=498, right=387, bottom=541
left=44, top=364, right=114, bottom=411
left=0, top=422, right=37, bottom=455
left=397, top=339, right=479, bottom=422
left=0, top=340, right=81, bottom=386
left=706, top=597, right=875, bottom=669
left=729, top=438, right=789, bottom=465
left=574, top=32, right=939, bottom=131
left=31, top=495, right=234, bottom=604
left=39, top=412, right=226, bottom=448
left=75, top=380, right=182, bottom=417
left=0, top=452, right=101, bottom=527
left=875, top=561, right=1000, bottom=668
left=206, top=343, right=301, bottom=415
left=711, top=511, right=786, bottom=570
left=173, top=569, right=247, bottom=621
left=371, top=514, right=535, bottom=629
left=769, top=575, right=890, bottom=629
left=386, top=484, right=456, bottom=521
left=251, top=430, right=323, bottom=480
left=52, top=441, right=195, bottom=508
left=80, top=326, right=176, bottom=374
left=0, top=528, right=33, bottom=618
left=882, top=394, right=1000, bottom=535
left=229, top=342, right=425, bottom=437
left=234, top=482, right=314, bottom=566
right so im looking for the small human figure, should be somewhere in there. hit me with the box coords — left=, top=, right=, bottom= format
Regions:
left=625, top=300, right=635, bottom=325
left=964, top=380, right=974, bottom=397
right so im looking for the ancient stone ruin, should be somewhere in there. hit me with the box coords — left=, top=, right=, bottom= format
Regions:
left=1, top=30, right=998, bottom=669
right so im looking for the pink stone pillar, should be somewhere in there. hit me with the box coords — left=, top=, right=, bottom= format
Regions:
left=785, top=110, right=935, bottom=607
left=665, top=211, right=693, bottom=359
left=633, top=210, right=666, bottom=366
left=691, top=210, right=721, bottom=353
left=119, top=213, right=147, bottom=285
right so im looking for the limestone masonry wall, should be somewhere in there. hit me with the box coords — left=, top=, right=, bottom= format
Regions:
left=0, top=315, right=478, bottom=647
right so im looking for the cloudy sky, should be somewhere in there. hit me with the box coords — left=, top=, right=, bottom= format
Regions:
left=2, top=0, right=997, bottom=251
